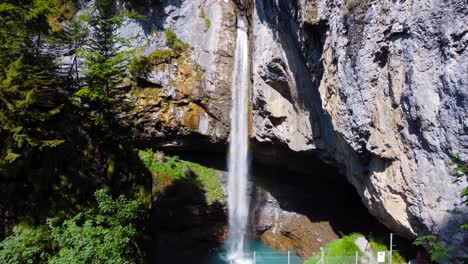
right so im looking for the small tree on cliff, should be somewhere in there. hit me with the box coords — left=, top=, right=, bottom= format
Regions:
left=75, top=0, right=127, bottom=121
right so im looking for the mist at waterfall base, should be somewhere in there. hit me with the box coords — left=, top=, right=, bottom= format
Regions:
left=203, top=239, right=302, bottom=264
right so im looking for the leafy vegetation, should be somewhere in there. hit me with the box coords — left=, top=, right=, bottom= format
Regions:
left=0, top=0, right=152, bottom=260
left=47, top=0, right=80, bottom=32
left=200, top=7, right=211, bottom=31
left=304, top=234, right=363, bottom=264
left=205, top=18, right=211, bottom=31
left=304, top=233, right=407, bottom=264
left=414, top=235, right=453, bottom=263
left=450, top=154, right=468, bottom=209
left=200, top=7, right=205, bottom=18
left=0, top=189, right=145, bottom=264
left=75, top=0, right=128, bottom=114
left=369, top=238, right=406, bottom=264
left=0, top=0, right=66, bottom=169
left=128, top=55, right=151, bottom=78
left=0, top=225, right=52, bottom=263
left=139, top=149, right=225, bottom=204
left=128, top=29, right=188, bottom=79
left=149, top=49, right=173, bottom=64
left=165, top=29, right=190, bottom=55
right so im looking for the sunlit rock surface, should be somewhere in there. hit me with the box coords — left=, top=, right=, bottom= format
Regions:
left=75, top=0, right=467, bottom=256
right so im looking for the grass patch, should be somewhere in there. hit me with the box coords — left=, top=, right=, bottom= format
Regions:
left=200, top=7, right=206, bottom=18
left=370, top=238, right=407, bottom=264
left=130, top=87, right=162, bottom=98
left=128, top=49, right=174, bottom=78
left=128, top=55, right=151, bottom=78
left=128, top=31, right=191, bottom=79
left=165, top=29, right=190, bottom=55
left=204, top=18, right=211, bottom=31
left=200, top=6, right=211, bottom=31
left=149, top=49, right=173, bottom=64
left=304, top=233, right=363, bottom=264
left=325, top=233, right=363, bottom=256
left=305, top=233, right=409, bottom=264
left=139, top=149, right=224, bottom=204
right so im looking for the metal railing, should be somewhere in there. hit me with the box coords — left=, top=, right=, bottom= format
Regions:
left=243, top=250, right=392, bottom=264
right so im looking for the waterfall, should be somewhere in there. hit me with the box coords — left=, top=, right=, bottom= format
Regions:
left=227, top=17, right=251, bottom=264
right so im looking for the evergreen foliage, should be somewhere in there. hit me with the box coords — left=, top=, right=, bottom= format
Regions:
left=0, top=0, right=65, bottom=169
left=75, top=0, right=127, bottom=113
left=0, top=0, right=153, bottom=262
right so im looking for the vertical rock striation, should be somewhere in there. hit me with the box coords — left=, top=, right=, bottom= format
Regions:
left=250, top=0, right=467, bottom=255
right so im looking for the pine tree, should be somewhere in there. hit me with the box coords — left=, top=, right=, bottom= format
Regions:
left=0, top=0, right=64, bottom=170
left=75, top=0, right=127, bottom=117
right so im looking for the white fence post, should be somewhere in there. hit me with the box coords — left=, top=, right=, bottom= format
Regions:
left=288, top=251, right=290, bottom=264
left=389, top=233, right=393, bottom=264
left=253, top=251, right=256, bottom=264
left=355, top=251, right=358, bottom=264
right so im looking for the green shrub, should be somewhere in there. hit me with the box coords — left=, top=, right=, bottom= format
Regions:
left=0, top=225, right=52, bottom=264
left=149, top=49, right=173, bottom=64
left=128, top=55, right=151, bottom=77
left=304, top=234, right=363, bottom=264
left=0, top=189, right=144, bottom=264
left=48, top=189, right=142, bottom=264
left=305, top=233, right=408, bottom=264
left=370, top=239, right=406, bottom=264
left=164, top=29, right=190, bottom=55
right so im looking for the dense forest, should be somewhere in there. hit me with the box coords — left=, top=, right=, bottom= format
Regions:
left=0, top=0, right=155, bottom=262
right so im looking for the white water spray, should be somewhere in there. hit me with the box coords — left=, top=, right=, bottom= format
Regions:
left=227, top=17, right=251, bottom=264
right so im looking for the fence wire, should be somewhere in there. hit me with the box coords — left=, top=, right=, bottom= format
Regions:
left=247, top=250, right=392, bottom=264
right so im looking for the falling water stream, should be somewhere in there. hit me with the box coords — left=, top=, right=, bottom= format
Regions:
left=227, top=16, right=251, bottom=264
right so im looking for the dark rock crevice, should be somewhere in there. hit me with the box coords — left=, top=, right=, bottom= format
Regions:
left=250, top=152, right=402, bottom=260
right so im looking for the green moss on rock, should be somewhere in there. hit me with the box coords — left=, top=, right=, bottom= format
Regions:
left=164, top=29, right=190, bottom=55
left=149, top=49, right=173, bottom=64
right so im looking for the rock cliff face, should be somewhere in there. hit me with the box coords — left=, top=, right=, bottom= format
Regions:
left=117, top=0, right=237, bottom=149
left=107, top=0, right=467, bottom=256
left=249, top=0, right=468, bottom=255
